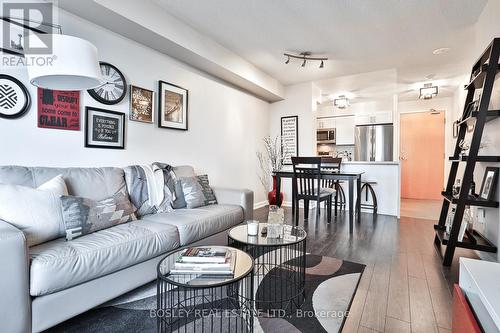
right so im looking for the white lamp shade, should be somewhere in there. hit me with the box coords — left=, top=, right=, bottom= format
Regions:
left=27, top=34, right=104, bottom=91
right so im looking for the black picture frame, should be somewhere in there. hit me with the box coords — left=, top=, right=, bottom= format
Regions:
left=479, top=167, right=499, bottom=201
left=158, top=80, right=188, bottom=131
left=85, top=107, right=125, bottom=149
left=0, top=74, right=31, bottom=119
left=281, top=115, right=299, bottom=165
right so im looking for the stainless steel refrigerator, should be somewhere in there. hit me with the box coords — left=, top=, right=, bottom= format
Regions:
left=354, top=124, right=394, bottom=161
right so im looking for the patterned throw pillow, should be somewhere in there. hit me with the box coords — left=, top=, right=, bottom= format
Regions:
left=61, top=191, right=137, bottom=240
left=179, top=175, right=217, bottom=209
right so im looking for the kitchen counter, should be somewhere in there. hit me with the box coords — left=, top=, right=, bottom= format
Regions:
left=341, top=162, right=400, bottom=217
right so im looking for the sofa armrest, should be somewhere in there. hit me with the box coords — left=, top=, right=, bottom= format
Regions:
left=212, top=187, right=254, bottom=221
left=0, top=219, right=31, bottom=333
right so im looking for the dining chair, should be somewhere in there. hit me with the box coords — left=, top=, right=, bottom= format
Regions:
left=291, top=156, right=335, bottom=225
left=320, top=157, right=346, bottom=216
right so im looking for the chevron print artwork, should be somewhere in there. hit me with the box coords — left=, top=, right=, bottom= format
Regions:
left=0, top=84, right=18, bottom=110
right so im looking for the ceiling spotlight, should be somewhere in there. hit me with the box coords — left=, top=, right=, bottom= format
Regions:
left=334, top=95, right=350, bottom=109
left=419, top=83, right=438, bottom=99
left=283, top=52, right=327, bottom=69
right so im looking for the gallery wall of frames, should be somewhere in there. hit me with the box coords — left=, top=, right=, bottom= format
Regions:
left=1, top=61, right=189, bottom=150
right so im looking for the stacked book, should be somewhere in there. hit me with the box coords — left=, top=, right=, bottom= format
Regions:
left=171, top=247, right=236, bottom=278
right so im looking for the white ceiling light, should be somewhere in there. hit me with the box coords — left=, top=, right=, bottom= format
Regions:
left=419, top=83, right=438, bottom=99
left=432, top=47, right=451, bottom=55
left=27, top=34, right=104, bottom=91
left=334, top=95, right=350, bottom=109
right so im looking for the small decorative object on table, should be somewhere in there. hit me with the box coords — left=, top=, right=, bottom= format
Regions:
left=267, top=205, right=284, bottom=238
left=256, top=136, right=289, bottom=205
left=246, top=220, right=259, bottom=236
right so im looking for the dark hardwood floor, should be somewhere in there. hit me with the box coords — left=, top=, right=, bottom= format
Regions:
left=254, top=206, right=479, bottom=333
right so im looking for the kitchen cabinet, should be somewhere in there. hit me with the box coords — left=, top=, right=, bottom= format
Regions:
left=317, top=117, right=335, bottom=129
left=317, top=105, right=354, bottom=118
left=355, top=111, right=393, bottom=125
left=335, top=116, right=355, bottom=145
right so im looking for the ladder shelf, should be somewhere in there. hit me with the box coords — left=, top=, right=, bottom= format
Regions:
left=434, top=38, right=500, bottom=266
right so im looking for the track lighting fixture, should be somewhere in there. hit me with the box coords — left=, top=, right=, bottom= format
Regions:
left=283, top=51, right=328, bottom=68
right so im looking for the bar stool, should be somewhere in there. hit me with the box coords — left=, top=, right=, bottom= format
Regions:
left=356, top=180, right=378, bottom=214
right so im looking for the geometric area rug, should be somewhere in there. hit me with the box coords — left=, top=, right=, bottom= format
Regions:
left=46, top=254, right=365, bottom=333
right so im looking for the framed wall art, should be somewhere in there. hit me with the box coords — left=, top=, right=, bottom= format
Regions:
left=281, top=115, right=299, bottom=165
left=38, top=88, right=80, bottom=130
left=0, top=74, right=31, bottom=119
left=158, top=80, right=188, bottom=130
left=85, top=107, right=125, bottom=149
left=130, top=85, right=154, bottom=123
left=479, top=167, right=499, bottom=201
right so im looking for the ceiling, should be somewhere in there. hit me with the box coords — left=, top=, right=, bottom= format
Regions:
left=155, top=0, right=487, bottom=97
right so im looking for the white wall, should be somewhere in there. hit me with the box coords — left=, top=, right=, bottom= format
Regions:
left=0, top=9, right=270, bottom=204
left=268, top=82, right=317, bottom=205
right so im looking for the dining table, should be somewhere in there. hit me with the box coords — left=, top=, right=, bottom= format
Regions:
left=274, top=169, right=364, bottom=233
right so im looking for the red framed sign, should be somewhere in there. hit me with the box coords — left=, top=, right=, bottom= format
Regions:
left=37, top=88, right=80, bottom=130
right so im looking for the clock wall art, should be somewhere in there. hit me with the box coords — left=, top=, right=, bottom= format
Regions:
left=0, top=74, right=31, bottom=119
left=87, top=62, right=127, bottom=105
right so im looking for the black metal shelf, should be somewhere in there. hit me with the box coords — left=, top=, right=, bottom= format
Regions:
left=434, top=227, right=497, bottom=253
left=435, top=38, right=500, bottom=266
left=448, top=155, right=500, bottom=162
left=457, top=109, right=500, bottom=127
left=441, top=191, right=499, bottom=208
left=465, top=64, right=500, bottom=90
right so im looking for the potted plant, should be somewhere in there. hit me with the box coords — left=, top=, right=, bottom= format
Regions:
left=257, top=136, right=289, bottom=205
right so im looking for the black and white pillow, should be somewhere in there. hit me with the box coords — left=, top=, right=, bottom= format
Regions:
left=61, top=190, right=137, bottom=240
left=179, top=175, right=217, bottom=209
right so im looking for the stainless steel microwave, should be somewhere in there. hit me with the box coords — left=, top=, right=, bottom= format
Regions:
left=317, top=128, right=336, bottom=143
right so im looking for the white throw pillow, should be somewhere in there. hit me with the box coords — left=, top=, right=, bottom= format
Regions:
left=0, top=175, right=67, bottom=247
left=38, top=174, right=69, bottom=195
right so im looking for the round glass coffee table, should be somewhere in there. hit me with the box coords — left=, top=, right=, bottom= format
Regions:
left=157, top=246, right=254, bottom=333
left=228, top=223, right=307, bottom=315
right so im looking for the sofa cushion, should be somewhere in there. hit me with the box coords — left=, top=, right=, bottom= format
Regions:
left=29, top=220, right=180, bottom=296
left=61, top=190, right=137, bottom=240
left=141, top=204, right=243, bottom=245
left=0, top=176, right=68, bottom=246
left=0, top=166, right=126, bottom=201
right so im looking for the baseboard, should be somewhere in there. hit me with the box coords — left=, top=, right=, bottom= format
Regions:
left=253, top=200, right=269, bottom=209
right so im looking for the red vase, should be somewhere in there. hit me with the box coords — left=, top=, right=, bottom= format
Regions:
left=268, top=175, right=284, bottom=205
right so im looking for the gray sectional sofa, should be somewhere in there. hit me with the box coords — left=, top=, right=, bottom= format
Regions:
left=0, top=165, right=253, bottom=333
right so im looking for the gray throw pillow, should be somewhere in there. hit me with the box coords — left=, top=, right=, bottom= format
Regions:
left=172, top=180, right=187, bottom=209
left=179, top=175, right=217, bottom=209
left=61, top=190, right=137, bottom=240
